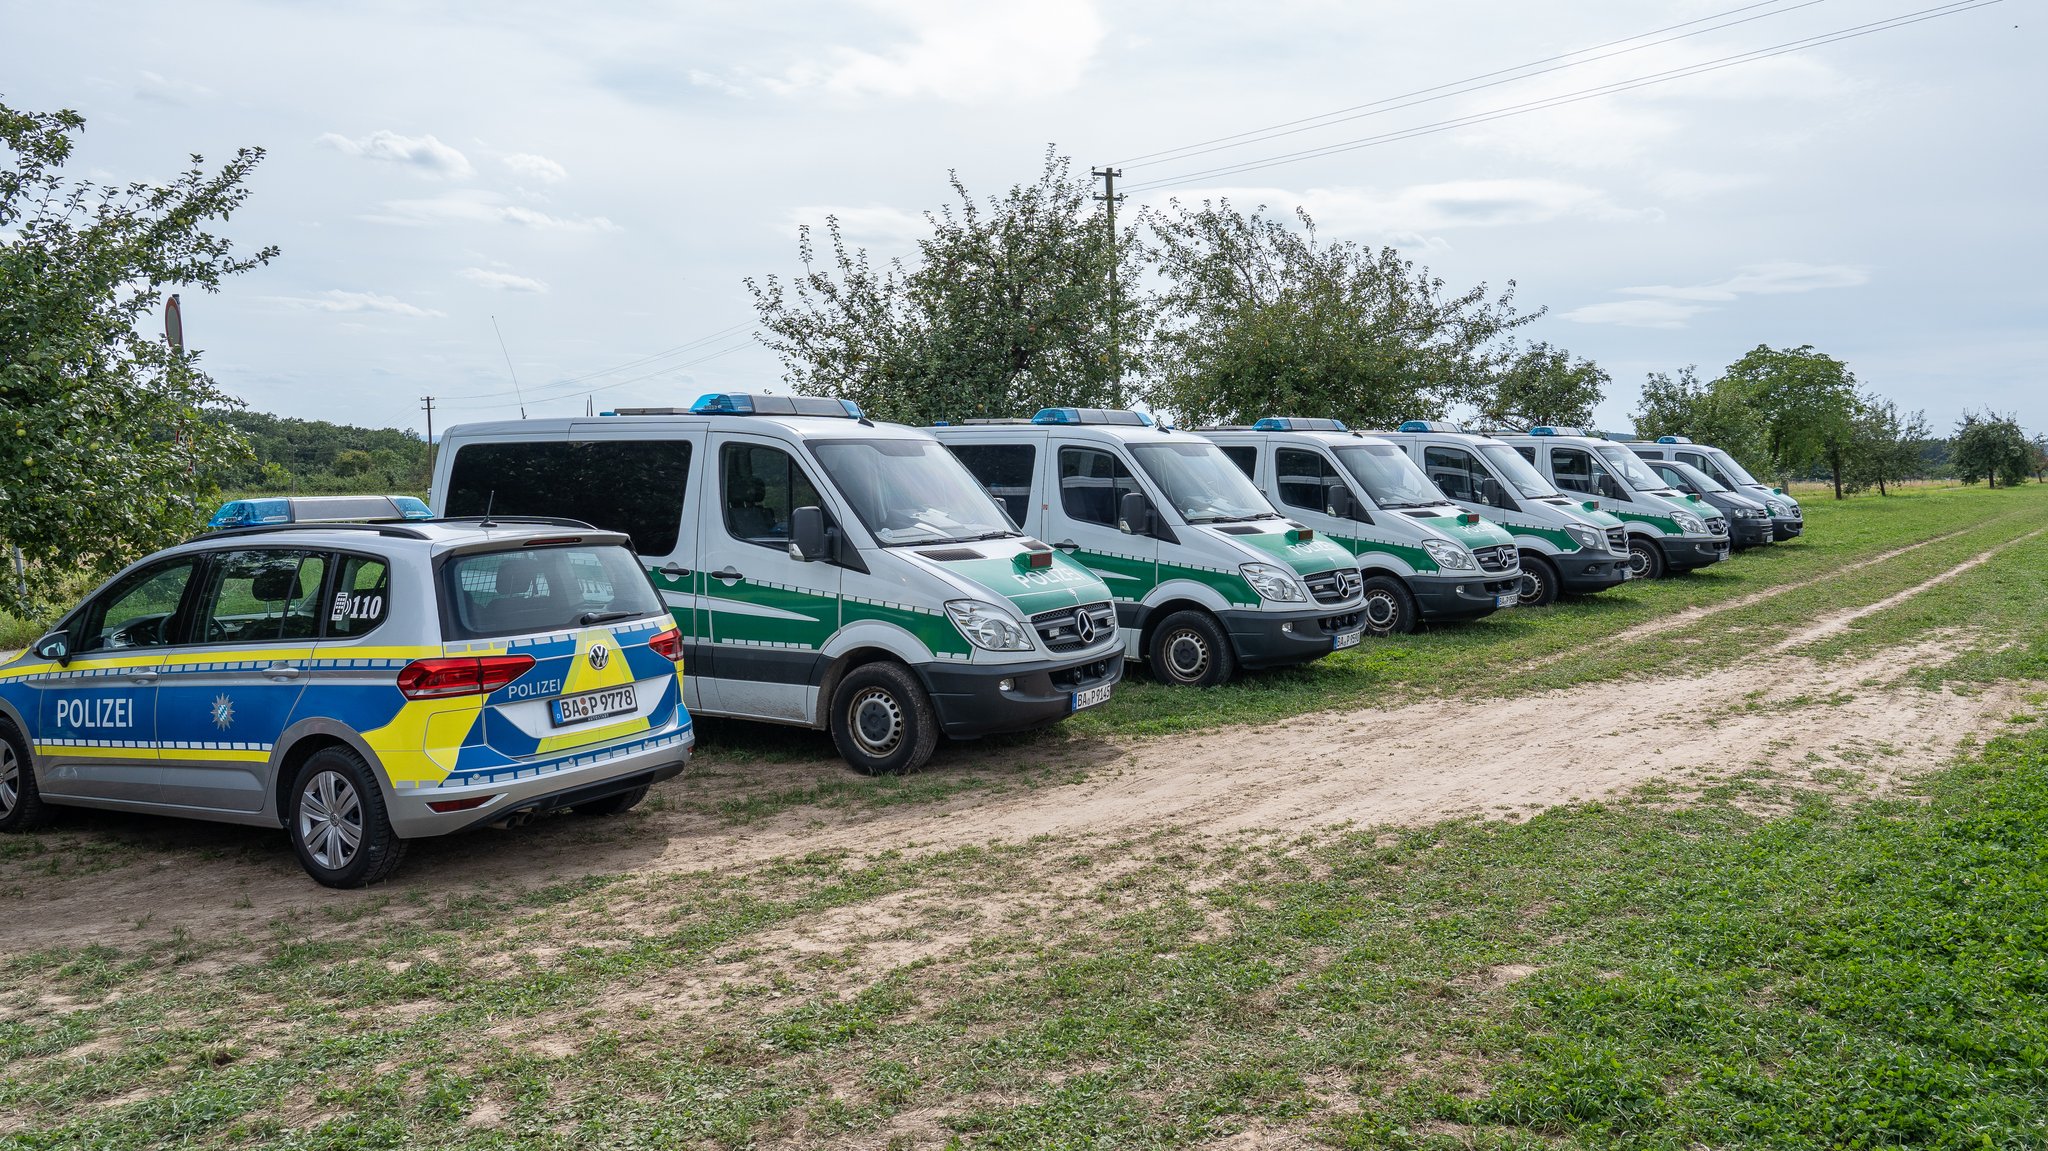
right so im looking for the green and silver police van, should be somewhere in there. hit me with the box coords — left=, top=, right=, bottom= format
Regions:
left=1496, top=428, right=1730, bottom=580
left=431, top=394, right=1124, bottom=774
left=1196, top=419, right=1523, bottom=634
left=1376, top=421, right=1633, bottom=607
left=1627, top=436, right=1804, bottom=542
left=932, top=409, right=1366, bottom=687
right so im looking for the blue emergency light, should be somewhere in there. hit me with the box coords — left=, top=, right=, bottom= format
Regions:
left=1031, top=407, right=1154, bottom=426
left=690, top=393, right=863, bottom=419
left=1527, top=426, right=1586, bottom=437
left=1253, top=417, right=1349, bottom=432
left=1397, top=419, right=1460, bottom=433
left=1657, top=435, right=1693, bottom=444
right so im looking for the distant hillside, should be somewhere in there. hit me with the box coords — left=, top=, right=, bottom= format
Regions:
left=211, top=410, right=429, bottom=495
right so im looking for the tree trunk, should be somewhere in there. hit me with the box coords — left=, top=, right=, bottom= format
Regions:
left=1877, top=475, right=1888, bottom=496
left=1830, top=450, right=1843, bottom=500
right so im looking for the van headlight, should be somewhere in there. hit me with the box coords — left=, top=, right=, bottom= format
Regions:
left=1423, top=539, right=1476, bottom=570
left=1564, top=523, right=1604, bottom=550
left=1672, top=511, right=1707, bottom=535
left=944, top=600, right=1033, bottom=651
left=1239, top=563, right=1307, bottom=602
left=1765, top=500, right=1789, bottom=517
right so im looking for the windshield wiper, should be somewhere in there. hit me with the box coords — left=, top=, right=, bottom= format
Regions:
left=578, top=609, right=641, bottom=625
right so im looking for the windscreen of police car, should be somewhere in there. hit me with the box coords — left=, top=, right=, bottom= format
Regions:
left=1333, top=443, right=1449, bottom=509
left=444, top=544, right=664, bottom=638
left=1666, top=460, right=1730, bottom=493
left=1595, top=444, right=1679, bottom=495
left=1704, top=446, right=1764, bottom=487
left=810, top=439, right=1015, bottom=546
left=1128, top=442, right=1275, bottom=523
left=1477, top=443, right=1562, bottom=499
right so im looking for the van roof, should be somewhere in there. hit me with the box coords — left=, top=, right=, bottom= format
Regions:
left=441, top=414, right=936, bottom=442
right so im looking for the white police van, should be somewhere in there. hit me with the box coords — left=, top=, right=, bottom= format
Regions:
left=1375, top=421, right=1633, bottom=607
left=1627, top=436, right=1804, bottom=541
left=431, top=395, right=1123, bottom=774
left=0, top=520, right=693, bottom=886
left=1495, top=428, right=1730, bottom=579
left=1195, top=419, right=1524, bottom=634
left=932, top=409, right=1365, bottom=687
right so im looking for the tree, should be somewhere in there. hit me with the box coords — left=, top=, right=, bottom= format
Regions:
left=1951, top=411, right=2033, bottom=489
left=1714, top=345, right=1859, bottom=498
left=1629, top=364, right=1768, bottom=469
left=1, top=100, right=276, bottom=620
left=1480, top=341, right=1606, bottom=430
left=1146, top=200, right=1537, bottom=428
left=2031, top=434, right=2048, bottom=484
left=1843, top=395, right=1930, bottom=496
left=746, top=149, right=1145, bottom=425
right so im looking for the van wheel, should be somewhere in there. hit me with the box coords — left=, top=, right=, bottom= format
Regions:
left=1149, top=610, right=1235, bottom=688
left=1359, top=576, right=1418, bottom=637
left=830, top=662, right=939, bottom=775
left=574, top=783, right=649, bottom=816
left=1517, top=554, right=1560, bottom=608
left=0, top=719, right=54, bottom=833
left=288, top=746, right=407, bottom=888
left=1626, top=538, right=1667, bottom=581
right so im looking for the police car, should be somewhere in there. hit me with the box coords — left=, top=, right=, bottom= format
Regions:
left=0, top=518, right=694, bottom=887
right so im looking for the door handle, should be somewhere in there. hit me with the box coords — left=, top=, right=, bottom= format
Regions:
left=129, top=671, right=158, bottom=684
left=266, top=665, right=303, bottom=681
left=1052, top=539, right=1079, bottom=552
left=710, top=566, right=745, bottom=584
left=661, top=561, right=692, bottom=578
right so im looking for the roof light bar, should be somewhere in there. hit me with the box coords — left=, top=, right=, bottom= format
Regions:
left=1030, top=407, right=1154, bottom=426
left=1527, top=426, right=1586, bottom=437
left=1397, top=419, right=1461, bottom=433
left=1253, top=417, right=1350, bottom=432
left=1656, top=435, right=1693, bottom=444
left=687, top=393, right=864, bottom=419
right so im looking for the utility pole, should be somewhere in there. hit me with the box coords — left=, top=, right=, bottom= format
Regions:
left=419, top=395, right=436, bottom=489
left=1093, top=166, right=1125, bottom=388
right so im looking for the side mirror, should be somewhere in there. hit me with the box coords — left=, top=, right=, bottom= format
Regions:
left=1326, top=486, right=1357, bottom=520
left=789, top=505, right=829, bottom=563
left=32, top=631, right=69, bottom=666
left=1118, top=491, right=1155, bottom=537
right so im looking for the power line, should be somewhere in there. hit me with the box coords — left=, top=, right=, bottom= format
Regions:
left=437, top=332, right=762, bottom=413
left=437, top=320, right=757, bottom=402
left=1122, top=0, right=2006, bottom=194
left=1116, top=0, right=1833, bottom=172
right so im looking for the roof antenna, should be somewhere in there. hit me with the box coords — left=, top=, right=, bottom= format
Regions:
left=491, top=314, right=527, bottom=418
left=481, top=489, right=497, bottom=528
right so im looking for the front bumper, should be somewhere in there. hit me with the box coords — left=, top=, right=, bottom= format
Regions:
left=1553, top=549, right=1631, bottom=593
left=390, top=724, right=696, bottom=838
left=1772, top=516, right=1804, bottom=540
left=1410, top=571, right=1521, bottom=620
left=922, top=649, right=1124, bottom=739
left=1665, top=536, right=1731, bottom=570
left=1222, top=605, right=1363, bottom=670
left=1730, top=518, right=1775, bottom=548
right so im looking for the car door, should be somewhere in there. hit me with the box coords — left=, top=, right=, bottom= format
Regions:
left=697, top=433, right=842, bottom=722
left=156, top=548, right=326, bottom=813
left=1272, top=445, right=1361, bottom=549
left=1047, top=441, right=1157, bottom=609
left=34, top=555, right=204, bottom=804
left=1550, top=446, right=1626, bottom=513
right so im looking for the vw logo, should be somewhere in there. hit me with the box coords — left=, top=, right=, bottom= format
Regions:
left=588, top=643, right=610, bottom=671
left=1073, top=609, right=1098, bottom=645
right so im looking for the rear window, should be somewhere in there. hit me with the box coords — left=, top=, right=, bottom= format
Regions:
left=442, top=545, right=664, bottom=639
left=444, top=440, right=691, bottom=555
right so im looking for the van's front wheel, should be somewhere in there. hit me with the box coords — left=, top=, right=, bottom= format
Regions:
left=1626, top=537, right=1667, bottom=581
left=1359, top=576, right=1418, bottom=637
left=830, top=662, right=939, bottom=775
left=1517, top=554, right=1560, bottom=608
left=1149, top=610, right=1235, bottom=687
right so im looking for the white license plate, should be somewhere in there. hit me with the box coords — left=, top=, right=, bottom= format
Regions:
left=551, top=685, right=638, bottom=727
left=1072, top=684, right=1113, bottom=711
left=1496, top=593, right=1518, bottom=608
left=1333, top=629, right=1362, bottom=650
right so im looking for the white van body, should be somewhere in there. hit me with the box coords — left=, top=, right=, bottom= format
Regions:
left=1627, top=436, right=1804, bottom=541
left=1495, top=429, right=1730, bottom=579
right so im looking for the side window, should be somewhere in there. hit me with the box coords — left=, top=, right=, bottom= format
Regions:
left=1552, top=448, right=1595, bottom=493
left=194, top=550, right=328, bottom=645
left=1678, top=452, right=1726, bottom=486
left=1424, top=446, right=1510, bottom=510
left=722, top=442, right=821, bottom=545
left=1515, top=445, right=1537, bottom=465
left=1220, top=446, right=1257, bottom=479
left=445, top=440, right=691, bottom=555
left=75, top=558, right=200, bottom=653
left=1058, top=446, right=1140, bottom=528
left=1653, top=464, right=1688, bottom=491
left=948, top=443, right=1036, bottom=526
left=328, top=555, right=391, bottom=638
left=1274, top=448, right=1343, bottom=513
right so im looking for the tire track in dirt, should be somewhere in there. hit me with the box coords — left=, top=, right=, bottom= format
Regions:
left=1768, top=525, right=2048, bottom=653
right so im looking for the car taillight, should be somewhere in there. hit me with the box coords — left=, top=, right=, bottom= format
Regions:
left=648, top=627, right=683, bottom=662
left=396, top=655, right=537, bottom=700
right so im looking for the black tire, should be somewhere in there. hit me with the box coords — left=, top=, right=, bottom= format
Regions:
left=1358, top=576, right=1419, bottom=637
left=829, top=661, right=939, bottom=775
left=286, top=745, right=407, bottom=888
left=1517, top=553, right=1560, bottom=608
left=1148, top=609, right=1235, bottom=688
left=574, top=783, right=650, bottom=816
left=1626, top=537, right=1668, bottom=581
left=0, top=718, right=54, bottom=833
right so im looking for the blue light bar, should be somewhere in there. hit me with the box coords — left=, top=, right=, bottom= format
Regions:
left=1527, top=425, right=1584, bottom=437
left=1031, top=407, right=1154, bottom=426
left=1656, top=435, right=1692, bottom=444
left=1253, top=416, right=1350, bottom=432
left=689, top=393, right=863, bottom=419
left=1397, top=419, right=1459, bottom=433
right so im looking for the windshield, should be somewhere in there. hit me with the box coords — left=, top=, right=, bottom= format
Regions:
left=1334, top=443, right=1449, bottom=509
left=1595, top=445, right=1675, bottom=493
left=1668, top=460, right=1728, bottom=493
left=811, top=438, right=1015, bottom=546
left=1127, top=442, right=1276, bottom=523
left=1477, top=443, right=1560, bottom=499
left=1706, top=446, right=1763, bottom=487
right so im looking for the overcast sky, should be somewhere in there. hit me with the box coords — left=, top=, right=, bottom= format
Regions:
left=5, top=0, right=2039, bottom=437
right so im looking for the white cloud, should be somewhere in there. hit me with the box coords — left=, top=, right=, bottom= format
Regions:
left=282, top=290, right=446, bottom=318
left=134, top=71, right=212, bottom=105
left=1153, top=179, right=1655, bottom=246
left=1567, top=263, right=1871, bottom=328
left=502, top=152, right=568, bottom=183
left=1560, top=299, right=1711, bottom=329
left=458, top=267, right=549, bottom=293
left=782, top=204, right=930, bottom=247
left=319, top=130, right=474, bottom=180
left=365, top=190, right=619, bottom=232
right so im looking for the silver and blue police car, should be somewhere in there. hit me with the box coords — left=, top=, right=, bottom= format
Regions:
left=0, top=518, right=693, bottom=886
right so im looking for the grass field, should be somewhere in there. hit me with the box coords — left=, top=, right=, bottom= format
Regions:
left=4, top=482, right=2048, bottom=1149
